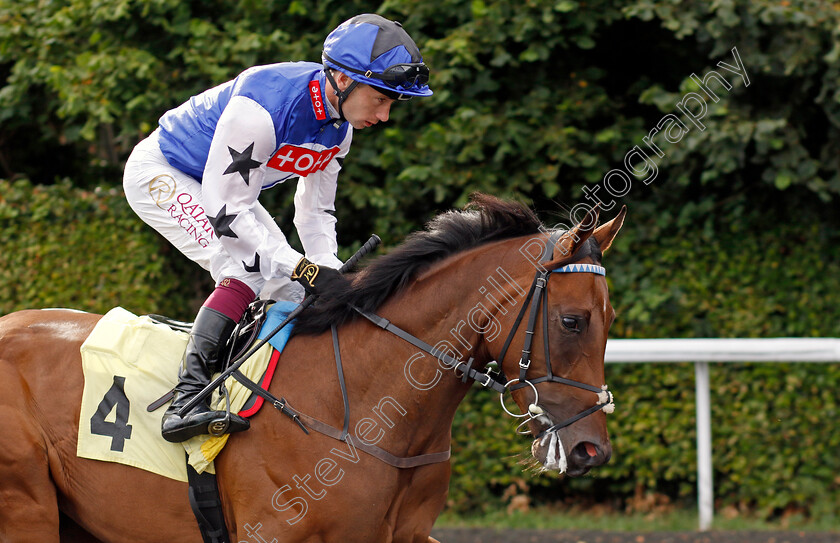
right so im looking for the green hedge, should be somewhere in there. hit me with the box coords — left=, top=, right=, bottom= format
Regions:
left=3, top=1, right=840, bottom=243
left=0, top=178, right=203, bottom=318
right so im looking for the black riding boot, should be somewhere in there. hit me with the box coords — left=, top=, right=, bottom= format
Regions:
left=161, top=306, right=250, bottom=443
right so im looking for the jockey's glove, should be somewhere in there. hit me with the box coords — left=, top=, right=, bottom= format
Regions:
left=291, top=257, right=351, bottom=297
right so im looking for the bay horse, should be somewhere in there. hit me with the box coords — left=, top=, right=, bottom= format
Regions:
left=0, top=194, right=625, bottom=543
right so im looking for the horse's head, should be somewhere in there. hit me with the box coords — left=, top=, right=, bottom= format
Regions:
left=491, top=205, right=626, bottom=477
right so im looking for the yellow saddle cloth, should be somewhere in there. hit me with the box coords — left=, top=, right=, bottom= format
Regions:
left=76, top=307, right=274, bottom=481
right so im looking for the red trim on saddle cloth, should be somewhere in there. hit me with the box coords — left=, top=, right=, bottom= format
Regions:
left=238, top=348, right=282, bottom=418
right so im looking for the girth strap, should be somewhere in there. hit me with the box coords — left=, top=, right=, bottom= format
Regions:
left=186, top=458, right=230, bottom=543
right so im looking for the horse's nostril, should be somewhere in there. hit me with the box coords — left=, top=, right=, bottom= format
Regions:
left=584, top=442, right=597, bottom=458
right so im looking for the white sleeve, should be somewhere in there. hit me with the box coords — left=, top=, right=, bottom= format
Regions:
left=202, top=95, right=303, bottom=280
left=293, top=126, right=353, bottom=270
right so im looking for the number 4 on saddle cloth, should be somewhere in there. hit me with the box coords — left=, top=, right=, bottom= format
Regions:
left=76, top=302, right=297, bottom=481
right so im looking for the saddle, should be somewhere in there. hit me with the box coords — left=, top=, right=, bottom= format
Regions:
left=146, top=299, right=275, bottom=414
left=76, top=304, right=285, bottom=481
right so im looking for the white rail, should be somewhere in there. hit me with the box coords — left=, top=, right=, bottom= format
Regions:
left=603, top=338, right=840, bottom=531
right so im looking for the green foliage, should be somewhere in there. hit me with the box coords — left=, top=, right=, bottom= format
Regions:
left=0, top=178, right=199, bottom=318
left=624, top=0, right=840, bottom=205
left=2, top=0, right=839, bottom=232
left=0, top=0, right=342, bottom=185
left=1, top=0, right=839, bottom=525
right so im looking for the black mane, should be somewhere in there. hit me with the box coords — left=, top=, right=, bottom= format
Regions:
left=291, top=194, right=544, bottom=336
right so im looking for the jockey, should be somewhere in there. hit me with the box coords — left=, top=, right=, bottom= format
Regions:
left=123, top=13, right=433, bottom=443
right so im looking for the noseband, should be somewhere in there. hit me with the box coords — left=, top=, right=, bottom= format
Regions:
left=496, top=231, right=615, bottom=439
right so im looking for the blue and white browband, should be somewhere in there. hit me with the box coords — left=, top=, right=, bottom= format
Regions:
left=552, top=263, right=606, bottom=276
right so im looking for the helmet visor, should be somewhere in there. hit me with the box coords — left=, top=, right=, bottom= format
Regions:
left=374, top=63, right=430, bottom=91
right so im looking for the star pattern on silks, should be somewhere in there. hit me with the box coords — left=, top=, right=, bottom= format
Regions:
left=243, top=252, right=261, bottom=273
left=207, top=204, right=238, bottom=239
left=223, top=142, right=261, bottom=186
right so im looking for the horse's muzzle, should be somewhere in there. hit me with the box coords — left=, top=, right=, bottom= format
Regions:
left=531, top=429, right=612, bottom=476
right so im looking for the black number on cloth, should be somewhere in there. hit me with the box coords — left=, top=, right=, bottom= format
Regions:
left=90, top=375, right=134, bottom=452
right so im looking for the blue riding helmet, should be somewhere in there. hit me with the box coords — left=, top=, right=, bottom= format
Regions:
left=323, top=13, right=432, bottom=111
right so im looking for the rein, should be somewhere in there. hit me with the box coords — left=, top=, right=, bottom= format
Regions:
left=349, top=306, right=507, bottom=393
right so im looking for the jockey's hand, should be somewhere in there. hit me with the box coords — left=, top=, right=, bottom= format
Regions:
left=291, top=257, right=351, bottom=297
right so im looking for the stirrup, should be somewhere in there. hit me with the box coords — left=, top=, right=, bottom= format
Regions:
left=206, top=381, right=248, bottom=437
left=207, top=413, right=248, bottom=437
left=162, top=409, right=249, bottom=443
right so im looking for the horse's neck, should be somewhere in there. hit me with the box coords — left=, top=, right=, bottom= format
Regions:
left=334, top=244, right=527, bottom=456
left=269, top=240, right=530, bottom=458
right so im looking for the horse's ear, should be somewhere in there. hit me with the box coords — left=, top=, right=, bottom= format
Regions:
left=554, top=204, right=601, bottom=259
left=593, top=205, right=627, bottom=253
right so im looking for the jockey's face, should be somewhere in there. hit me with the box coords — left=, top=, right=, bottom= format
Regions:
left=328, top=71, right=395, bottom=130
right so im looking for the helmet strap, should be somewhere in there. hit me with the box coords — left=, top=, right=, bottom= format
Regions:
left=324, top=68, right=357, bottom=127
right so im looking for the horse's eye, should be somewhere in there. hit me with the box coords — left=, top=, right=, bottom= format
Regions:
left=562, top=316, right=580, bottom=331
